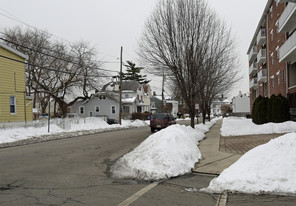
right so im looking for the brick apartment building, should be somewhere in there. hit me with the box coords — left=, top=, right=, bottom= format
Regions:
left=247, top=0, right=296, bottom=111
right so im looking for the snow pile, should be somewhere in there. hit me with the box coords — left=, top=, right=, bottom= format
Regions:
left=111, top=119, right=218, bottom=181
left=0, top=124, right=64, bottom=144
left=205, top=133, right=296, bottom=195
left=0, top=118, right=148, bottom=144
left=221, top=117, right=296, bottom=136
left=195, top=119, right=218, bottom=133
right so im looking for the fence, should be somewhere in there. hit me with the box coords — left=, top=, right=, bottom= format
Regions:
left=0, top=116, right=108, bottom=130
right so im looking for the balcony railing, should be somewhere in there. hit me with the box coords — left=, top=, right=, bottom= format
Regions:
left=257, top=29, right=266, bottom=45
left=249, top=62, right=258, bottom=76
left=257, top=49, right=266, bottom=64
left=258, top=69, right=267, bottom=82
left=279, top=2, right=296, bottom=33
left=248, top=46, right=257, bottom=62
left=250, top=78, right=258, bottom=89
left=279, top=30, right=296, bottom=62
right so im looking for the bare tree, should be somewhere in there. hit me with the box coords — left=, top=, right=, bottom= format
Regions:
left=1, top=26, right=104, bottom=117
left=139, top=0, right=240, bottom=127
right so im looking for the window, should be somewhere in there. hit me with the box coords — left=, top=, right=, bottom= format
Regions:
left=111, top=105, right=116, bottom=114
left=137, top=95, right=139, bottom=100
left=123, top=106, right=130, bottom=113
left=79, top=106, right=84, bottom=114
left=125, top=94, right=129, bottom=98
left=270, top=29, right=274, bottom=41
left=271, top=76, right=274, bottom=88
left=10, top=96, right=16, bottom=114
left=276, top=46, right=279, bottom=60
left=95, top=106, right=100, bottom=112
left=276, top=0, right=279, bottom=8
left=275, top=21, right=279, bottom=33
left=270, top=6, right=273, bottom=18
left=277, top=71, right=280, bottom=85
left=271, top=53, right=274, bottom=65
left=151, top=102, right=155, bottom=108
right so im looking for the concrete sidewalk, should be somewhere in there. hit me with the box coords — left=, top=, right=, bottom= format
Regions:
left=193, top=120, right=241, bottom=175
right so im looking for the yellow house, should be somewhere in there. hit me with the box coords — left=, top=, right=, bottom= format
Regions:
left=0, top=42, right=33, bottom=124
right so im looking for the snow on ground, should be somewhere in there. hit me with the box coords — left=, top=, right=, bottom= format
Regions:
left=0, top=118, right=149, bottom=144
left=205, top=132, right=296, bottom=195
left=110, top=119, right=218, bottom=181
left=221, top=117, right=296, bottom=136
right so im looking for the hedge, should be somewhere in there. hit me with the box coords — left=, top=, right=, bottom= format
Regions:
left=252, top=94, right=289, bottom=125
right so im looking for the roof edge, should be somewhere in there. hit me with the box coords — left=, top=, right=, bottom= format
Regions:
left=247, top=0, right=273, bottom=54
left=0, top=42, right=28, bottom=60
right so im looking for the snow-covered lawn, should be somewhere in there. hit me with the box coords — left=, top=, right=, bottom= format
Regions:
left=203, top=117, right=296, bottom=195
left=221, top=117, right=296, bottom=136
left=205, top=133, right=296, bottom=195
left=0, top=118, right=149, bottom=144
left=110, top=119, right=218, bottom=181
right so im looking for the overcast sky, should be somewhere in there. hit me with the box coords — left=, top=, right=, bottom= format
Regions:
left=0, top=0, right=268, bottom=98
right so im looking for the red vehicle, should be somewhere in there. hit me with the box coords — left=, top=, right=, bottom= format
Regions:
left=150, top=113, right=176, bottom=132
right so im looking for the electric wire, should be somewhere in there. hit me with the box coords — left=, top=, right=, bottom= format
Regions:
left=0, top=54, right=115, bottom=78
left=0, top=37, right=119, bottom=73
left=0, top=8, right=120, bottom=60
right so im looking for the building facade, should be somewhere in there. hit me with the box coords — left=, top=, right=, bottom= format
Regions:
left=0, top=42, right=33, bottom=125
left=232, top=92, right=251, bottom=116
left=247, top=0, right=296, bottom=111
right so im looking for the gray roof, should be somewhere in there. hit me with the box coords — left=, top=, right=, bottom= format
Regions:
left=121, top=80, right=141, bottom=92
left=0, top=42, right=28, bottom=59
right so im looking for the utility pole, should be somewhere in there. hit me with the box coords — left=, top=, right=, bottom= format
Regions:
left=119, top=46, right=123, bottom=125
left=162, top=70, right=165, bottom=112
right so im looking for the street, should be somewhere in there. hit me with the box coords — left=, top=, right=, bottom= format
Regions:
left=0, top=125, right=296, bottom=205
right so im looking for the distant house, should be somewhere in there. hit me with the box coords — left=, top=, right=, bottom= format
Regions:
left=71, top=91, right=119, bottom=120
left=70, top=80, right=152, bottom=120
left=211, top=99, right=231, bottom=116
left=0, top=42, right=33, bottom=126
left=150, top=95, right=179, bottom=117
left=232, top=92, right=250, bottom=116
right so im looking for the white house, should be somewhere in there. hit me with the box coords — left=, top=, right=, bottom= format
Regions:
left=232, top=92, right=250, bottom=115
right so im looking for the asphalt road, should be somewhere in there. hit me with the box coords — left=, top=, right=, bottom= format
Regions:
left=0, top=124, right=296, bottom=205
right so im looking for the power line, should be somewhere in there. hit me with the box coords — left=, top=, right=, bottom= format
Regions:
left=0, top=37, right=118, bottom=73
left=0, top=54, right=115, bottom=78
left=0, top=7, right=120, bottom=60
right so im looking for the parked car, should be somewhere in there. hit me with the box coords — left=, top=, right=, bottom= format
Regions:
left=150, top=113, right=176, bottom=133
left=107, top=118, right=118, bottom=125
left=65, top=113, right=79, bottom=118
left=39, top=113, right=49, bottom=119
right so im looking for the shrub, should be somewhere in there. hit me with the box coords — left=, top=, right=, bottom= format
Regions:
left=275, top=94, right=290, bottom=123
left=252, top=95, right=262, bottom=124
left=257, top=96, right=268, bottom=124
left=253, top=94, right=290, bottom=124
left=266, top=94, right=276, bottom=122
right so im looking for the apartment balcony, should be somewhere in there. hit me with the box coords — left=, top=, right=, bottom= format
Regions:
left=250, top=78, right=258, bottom=90
left=257, top=29, right=266, bottom=46
left=249, top=62, right=258, bottom=76
left=258, top=69, right=267, bottom=82
left=279, top=2, right=296, bottom=33
left=257, top=48, right=266, bottom=64
left=248, top=46, right=257, bottom=63
left=279, top=30, right=296, bottom=62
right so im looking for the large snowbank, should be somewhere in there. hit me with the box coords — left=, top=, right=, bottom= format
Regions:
left=111, top=119, right=218, bottom=181
left=0, top=118, right=148, bottom=144
left=205, top=133, right=296, bottom=195
left=221, top=117, right=296, bottom=136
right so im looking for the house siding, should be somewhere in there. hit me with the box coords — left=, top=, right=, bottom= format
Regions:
left=0, top=46, right=32, bottom=123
